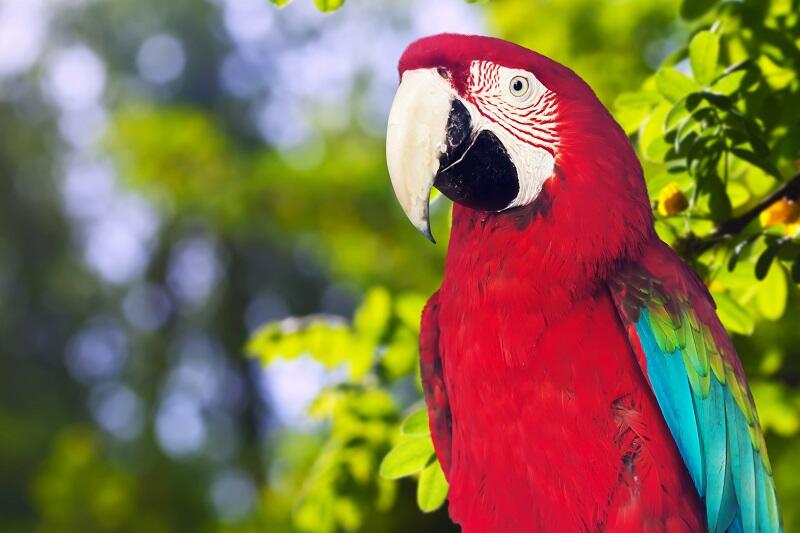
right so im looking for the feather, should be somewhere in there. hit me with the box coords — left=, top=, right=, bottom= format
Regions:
left=610, top=240, right=783, bottom=533
left=726, top=392, right=756, bottom=532
left=700, top=377, right=736, bottom=533
left=635, top=313, right=704, bottom=495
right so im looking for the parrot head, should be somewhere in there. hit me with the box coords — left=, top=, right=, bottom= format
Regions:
left=386, top=33, right=652, bottom=246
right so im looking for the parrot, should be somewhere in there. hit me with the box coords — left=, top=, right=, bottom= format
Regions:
left=384, top=34, right=782, bottom=533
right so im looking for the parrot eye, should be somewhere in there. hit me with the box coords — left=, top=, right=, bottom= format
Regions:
left=509, top=76, right=530, bottom=98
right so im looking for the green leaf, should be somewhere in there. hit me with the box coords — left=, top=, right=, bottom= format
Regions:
left=713, top=292, right=755, bottom=335
left=689, top=31, right=719, bottom=85
left=711, top=70, right=748, bottom=95
left=664, top=98, right=691, bottom=131
left=728, top=235, right=759, bottom=272
left=614, top=91, right=662, bottom=135
left=639, top=102, right=672, bottom=162
left=697, top=91, right=732, bottom=110
left=731, top=148, right=782, bottom=180
left=755, top=245, right=780, bottom=280
left=757, top=263, right=788, bottom=320
left=680, top=0, right=716, bottom=20
left=416, top=460, right=449, bottom=512
left=614, top=91, right=663, bottom=110
left=379, top=437, right=435, bottom=479
left=674, top=122, right=699, bottom=154
left=313, top=0, right=345, bottom=11
left=792, top=256, right=800, bottom=284
left=401, top=409, right=430, bottom=436
left=269, top=0, right=293, bottom=6
left=727, top=182, right=751, bottom=209
left=656, top=68, right=700, bottom=102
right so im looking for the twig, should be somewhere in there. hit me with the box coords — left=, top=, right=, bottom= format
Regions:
left=684, top=171, right=800, bottom=258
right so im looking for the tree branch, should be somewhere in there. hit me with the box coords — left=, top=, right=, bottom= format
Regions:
left=683, top=171, right=800, bottom=258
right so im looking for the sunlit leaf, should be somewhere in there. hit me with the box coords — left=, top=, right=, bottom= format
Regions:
left=616, top=108, right=650, bottom=135
left=711, top=70, right=748, bottom=95
left=416, top=460, right=449, bottom=512
left=639, top=102, right=672, bottom=161
left=401, top=409, right=430, bottom=436
left=757, top=263, right=788, bottom=320
left=614, top=91, right=663, bottom=109
left=664, top=98, right=690, bottom=131
left=727, top=182, right=751, bottom=209
left=713, top=292, right=755, bottom=335
left=731, top=148, right=782, bottom=180
left=757, top=54, right=795, bottom=90
left=656, top=68, right=700, bottom=102
left=696, top=91, right=732, bottom=110
left=379, top=437, right=435, bottom=480
left=689, top=31, right=719, bottom=86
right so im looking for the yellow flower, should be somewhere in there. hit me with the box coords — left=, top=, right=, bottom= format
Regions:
left=708, top=280, right=726, bottom=292
left=657, top=183, right=689, bottom=216
left=759, top=198, right=800, bottom=228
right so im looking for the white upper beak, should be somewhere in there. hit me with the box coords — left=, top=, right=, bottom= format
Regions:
left=385, top=69, right=455, bottom=242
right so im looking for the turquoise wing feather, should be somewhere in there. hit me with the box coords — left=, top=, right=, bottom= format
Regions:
left=609, top=242, right=782, bottom=533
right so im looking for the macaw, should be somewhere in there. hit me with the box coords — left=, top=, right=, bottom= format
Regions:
left=385, top=34, right=782, bottom=533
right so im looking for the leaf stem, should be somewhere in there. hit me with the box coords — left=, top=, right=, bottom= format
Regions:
left=684, top=171, right=800, bottom=258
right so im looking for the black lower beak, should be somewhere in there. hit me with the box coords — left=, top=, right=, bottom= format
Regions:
left=434, top=100, right=519, bottom=212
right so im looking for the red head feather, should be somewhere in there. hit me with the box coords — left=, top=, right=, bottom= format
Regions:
left=398, top=34, right=655, bottom=328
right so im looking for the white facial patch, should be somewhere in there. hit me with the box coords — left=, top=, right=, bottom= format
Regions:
left=463, top=61, right=559, bottom=210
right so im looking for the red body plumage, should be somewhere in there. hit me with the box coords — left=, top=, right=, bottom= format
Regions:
left=408, top=34, right=708, bottom=532
left=424, top=206, right=705, bottom=532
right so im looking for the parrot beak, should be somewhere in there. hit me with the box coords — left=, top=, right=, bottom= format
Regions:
left=386, top=69, right=456, bottom=243
left=387, top=68, right=520, bottom=242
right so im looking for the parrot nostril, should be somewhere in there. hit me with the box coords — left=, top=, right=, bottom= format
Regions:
left=437, top=67, right=449, bottom=79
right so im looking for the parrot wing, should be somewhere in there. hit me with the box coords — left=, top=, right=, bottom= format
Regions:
left=420, top=290, right=453, bottom=478
left=608, top=240, right=782, bottom=533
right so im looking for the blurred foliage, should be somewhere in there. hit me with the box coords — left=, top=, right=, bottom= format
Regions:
left=107, top=106, right=447, bottom=290
left=247, top=288, right=440, bottom=527
left=1, top=0, right=799, bottom=532
left=487, top=0, right=685, bottom=104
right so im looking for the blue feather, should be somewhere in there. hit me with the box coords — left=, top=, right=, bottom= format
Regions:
left=700, top=377, right=737, bottom=532
left=726, top=392, right=756, bottom=533
left=756, top=454, right=771, bottom=532
left=636, top=311, right=773, bottom=533
left=728, top=513, right=744, bottom=533
left=636, top=312, right=704, bottom=494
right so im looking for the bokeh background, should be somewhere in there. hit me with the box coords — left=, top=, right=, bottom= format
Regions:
left=0, top=0, right=798, bottom=531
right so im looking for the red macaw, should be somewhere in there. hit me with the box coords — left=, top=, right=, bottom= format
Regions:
left=385, top=34, right=782, bottom=533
